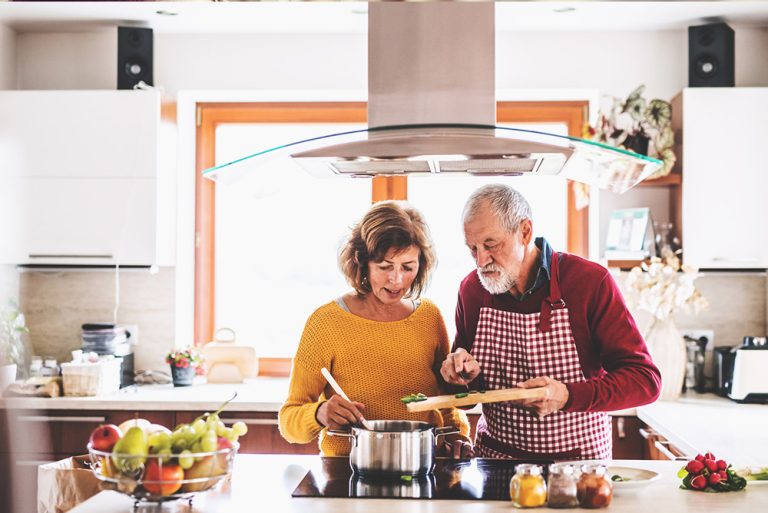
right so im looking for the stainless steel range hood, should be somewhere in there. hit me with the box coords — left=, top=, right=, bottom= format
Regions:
left=204, top=3, right=660, bottom=194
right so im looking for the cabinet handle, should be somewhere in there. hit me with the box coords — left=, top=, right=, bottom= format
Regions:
left=711, top=257, right=759, bottom=263
left=638, top=427, right=658, bottom=440
left=653, top=440, right=688, bottom=461
left=616, top=417, right=626, bottom=439
left=219, top=418, right=277, bottom=426
left=29, top=254, right=113, bottom=259
left=17, top=415, right=106, bottom=423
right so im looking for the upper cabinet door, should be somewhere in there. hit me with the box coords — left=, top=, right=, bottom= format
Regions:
left=0, top=91, right=160, bottom=265
left=0, top=91, right=158, bottom=179
left=678, top=88, right=768, bottom=269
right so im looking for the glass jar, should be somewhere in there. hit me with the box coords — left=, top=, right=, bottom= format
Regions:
left=576, top=463, right=612, bottom=509
left=547, top=463, right=578, bottom=508
left=509, top=463, right=547, bottom=508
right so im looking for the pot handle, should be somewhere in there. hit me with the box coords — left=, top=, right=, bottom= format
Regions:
left=434, top=426, right=460, bottom=439
left=327, top=429, right=358, bottom=447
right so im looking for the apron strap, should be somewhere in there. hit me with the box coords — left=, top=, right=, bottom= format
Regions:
left=538, top=252, right=565, bottom=332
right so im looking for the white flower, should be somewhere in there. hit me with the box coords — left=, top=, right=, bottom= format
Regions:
left=619, top=256, right=708, bottom=322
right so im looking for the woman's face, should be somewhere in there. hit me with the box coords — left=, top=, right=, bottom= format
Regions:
left=366, top=245, right=421, bottom=305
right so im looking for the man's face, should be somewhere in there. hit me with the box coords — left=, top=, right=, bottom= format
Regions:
left=464, top=204, right=526, bottom=295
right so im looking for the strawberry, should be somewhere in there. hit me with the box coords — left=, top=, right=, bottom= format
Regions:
left=695, top=454, right=705, bottom=462
left=716, top=459, right=727, bottom=471
left=708, top=473, right=722, bottom=486
left=704, top=452, right=716, bottom=461
left=705, top=459, right=718, bottom=472
left=691, top=475, right=708, bottom=490
left=686, top=460, right=705, bottom=474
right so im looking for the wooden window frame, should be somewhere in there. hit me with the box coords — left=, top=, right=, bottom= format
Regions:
left=194, top=100, right=588, bottom=375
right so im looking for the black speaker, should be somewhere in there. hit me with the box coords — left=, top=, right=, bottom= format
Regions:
left=117, top=26, right=153, bottom=90
left=688, top=22, right=734, bottom=87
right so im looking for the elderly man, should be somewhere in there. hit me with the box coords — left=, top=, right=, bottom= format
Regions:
left=441, top=184, right=660, bottom=459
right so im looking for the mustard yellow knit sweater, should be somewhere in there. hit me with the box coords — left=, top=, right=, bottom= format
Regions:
left=278, top=298, right=470, bottom=456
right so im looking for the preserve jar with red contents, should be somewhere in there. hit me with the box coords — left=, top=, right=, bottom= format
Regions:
left=576, top=464, right=612, bottom=509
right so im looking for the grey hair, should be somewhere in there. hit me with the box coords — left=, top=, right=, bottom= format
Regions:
left=462, top=184, right=533, bottom=234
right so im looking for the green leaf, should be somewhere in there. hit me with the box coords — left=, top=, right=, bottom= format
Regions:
left=677, top=467, right=689, bottom=479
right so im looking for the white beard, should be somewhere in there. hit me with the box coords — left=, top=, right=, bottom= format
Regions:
left=477, top=264, right=514, bottom=295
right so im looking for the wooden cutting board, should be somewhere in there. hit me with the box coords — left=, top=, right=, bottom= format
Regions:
left=405, top=387, right=548, bottom=412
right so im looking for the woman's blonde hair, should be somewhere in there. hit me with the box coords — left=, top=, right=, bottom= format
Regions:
left=339, top=201, right=436, bottom=298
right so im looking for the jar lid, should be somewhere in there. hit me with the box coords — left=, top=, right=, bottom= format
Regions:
left=549, top=463, right=575, bottom=475
left=515, top=463, right=543, bottom=476
left=580, top=463, right=607, bottom=476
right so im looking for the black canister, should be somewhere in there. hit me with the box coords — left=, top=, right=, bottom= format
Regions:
left=713, top=346, right=736, bottom=397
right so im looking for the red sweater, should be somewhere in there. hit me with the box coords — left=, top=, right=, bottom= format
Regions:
left=454, top=252, right=661, bottom=412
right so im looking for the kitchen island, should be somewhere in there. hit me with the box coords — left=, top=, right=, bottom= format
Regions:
left=67, top=454, right=766, bottom=513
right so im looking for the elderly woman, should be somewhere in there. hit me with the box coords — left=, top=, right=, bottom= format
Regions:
left=279, top=201, right=471, bottom=458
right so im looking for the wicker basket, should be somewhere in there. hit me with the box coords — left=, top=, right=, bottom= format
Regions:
left=61, top=359, right=122, bottom=396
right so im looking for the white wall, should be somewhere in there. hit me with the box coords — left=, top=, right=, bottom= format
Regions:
left=0, top=23, right=15, bottom=89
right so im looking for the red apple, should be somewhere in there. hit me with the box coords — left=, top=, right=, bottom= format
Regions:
left=89, top=424, right=123, bottom=452
left=217, top=436, right=232, bottom=450
left=143, top=459, right=184, bottom=496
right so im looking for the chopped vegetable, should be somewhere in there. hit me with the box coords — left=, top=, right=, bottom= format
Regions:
left=400, top=475, right=413, bottom=482
left=400, top=393, right=428, bottom=404
left=454, top=392, right=469, bottom=398
left=611, top=475, right=630, bottom=482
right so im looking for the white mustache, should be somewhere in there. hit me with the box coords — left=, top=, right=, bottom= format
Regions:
left=479, top=264, right=502, bottom=273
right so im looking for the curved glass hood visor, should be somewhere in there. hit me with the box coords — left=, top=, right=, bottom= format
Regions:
left=203, top=123, right=661, bottom=194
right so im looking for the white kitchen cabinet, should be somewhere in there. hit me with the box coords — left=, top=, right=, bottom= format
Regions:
left=0, top=91, right=160, bottom=265
left=674, top=88, right=768, bottom=269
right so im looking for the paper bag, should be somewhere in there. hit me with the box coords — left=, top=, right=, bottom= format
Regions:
left=37, top=455, right=104, bottom=513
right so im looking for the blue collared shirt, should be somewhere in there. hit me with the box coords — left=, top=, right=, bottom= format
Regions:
left=513, top=237, right=553, bottom=301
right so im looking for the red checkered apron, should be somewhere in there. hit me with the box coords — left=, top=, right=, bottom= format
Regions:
left=472, top=253, right=612, bottom=460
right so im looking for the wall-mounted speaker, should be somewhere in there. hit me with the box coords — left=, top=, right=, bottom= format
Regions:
left=688, top=22, right=734, bottom=87
left=117, top=26, right=153, bottom=90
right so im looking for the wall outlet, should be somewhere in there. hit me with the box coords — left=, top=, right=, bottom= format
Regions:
left=681, top=329, right=715, bottom=351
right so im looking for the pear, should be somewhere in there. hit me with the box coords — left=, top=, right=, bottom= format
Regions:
left=180, top=455, right=228, bottom=493
left=112, top=426, right=148, bottom=476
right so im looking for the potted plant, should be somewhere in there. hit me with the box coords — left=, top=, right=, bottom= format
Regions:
left=587, top=85, right=676, bottom=180
left=0, top=300, right=29, bottom=391
left=165, top=346, right=204, bottom=387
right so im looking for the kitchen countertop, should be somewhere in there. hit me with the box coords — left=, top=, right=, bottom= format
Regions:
left=638, top=393, right=768, bottom=466
left=0, top=378, right=291, bottom=412
left=67, top=455, right=767, bottom=513
left=0, top=378, right=636, bottom=415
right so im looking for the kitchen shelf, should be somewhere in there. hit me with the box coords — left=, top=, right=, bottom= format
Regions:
left=636, top=173, right=682, bottom=187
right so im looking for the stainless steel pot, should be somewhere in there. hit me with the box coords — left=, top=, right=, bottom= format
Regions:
left=329, top=420, right=458, bottom=477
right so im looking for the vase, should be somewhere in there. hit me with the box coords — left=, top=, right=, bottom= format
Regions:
left=643, top=317, right=686, bottom=401
left=170, top=365, right=195, bottom=387
left=0, top=363, right=17, bottom=392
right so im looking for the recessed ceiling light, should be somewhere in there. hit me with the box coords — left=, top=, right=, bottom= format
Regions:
left=156, top=10, right=179, bottom=17
left=553, top=7, right=576, bottom=14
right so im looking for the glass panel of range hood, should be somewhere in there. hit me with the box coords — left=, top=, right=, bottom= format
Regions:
left=203, top=124, right=662, bottom=194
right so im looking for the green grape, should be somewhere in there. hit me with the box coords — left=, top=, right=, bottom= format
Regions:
left=190, top=441, right=203, bottom=454
left=178, top=450, right=194, bottom=470
left=157, top=447, right=172, bottom=464
left=214, top=421, right=226, bottom=437
left=147, top=432, right=171, bottom=453
left=222, top=427, right=236, bottom=442
left=207, top=413, right=219, bottom=423
left=232, top=421, right=248, bottom=438
left=200, top=432, right=218, bottom=453
left=172, top=438, right=189, bottom=452
left=191, top=418, right=206, bottom=435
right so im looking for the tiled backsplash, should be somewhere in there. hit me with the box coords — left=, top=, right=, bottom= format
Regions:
left=11, top=268, right=768, bottom=376
left=18, top=267, right=175, bottom=373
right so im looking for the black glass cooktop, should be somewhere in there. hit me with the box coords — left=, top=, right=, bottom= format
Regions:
left=292, top=457, right=552, bottom=500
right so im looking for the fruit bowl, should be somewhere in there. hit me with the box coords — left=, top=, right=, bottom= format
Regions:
left=87, top=442, right=238, bottom=504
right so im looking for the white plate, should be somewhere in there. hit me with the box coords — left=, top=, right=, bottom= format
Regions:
left=606, top=466, right=661, bottom=497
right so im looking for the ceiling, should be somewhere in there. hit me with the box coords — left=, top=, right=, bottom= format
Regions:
left=1, top=1, right=768, bottom=34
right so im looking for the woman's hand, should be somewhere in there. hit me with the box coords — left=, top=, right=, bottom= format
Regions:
left=440, top=348, right=481, bottom=385
left=438, top=437, right=474, bottom=459
left=316, top=395, right=367, bottom=430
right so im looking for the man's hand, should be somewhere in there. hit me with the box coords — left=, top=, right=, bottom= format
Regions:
left=437, top=438, right=474, bottom=460
left=515, top=376, right=569, bottom=418
left=440, top=348, right=481, bottom=386
left=316, top=395, right=366, bottom=430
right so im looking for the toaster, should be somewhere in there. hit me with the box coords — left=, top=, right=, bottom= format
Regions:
left=728, top=336, right=768, bottom=404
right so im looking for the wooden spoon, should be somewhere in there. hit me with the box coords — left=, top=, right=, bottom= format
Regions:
left=320, top=367, right=374, bottom=430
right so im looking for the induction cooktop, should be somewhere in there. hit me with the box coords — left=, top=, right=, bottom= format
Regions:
left=291, top=457, right=553, bottom=500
